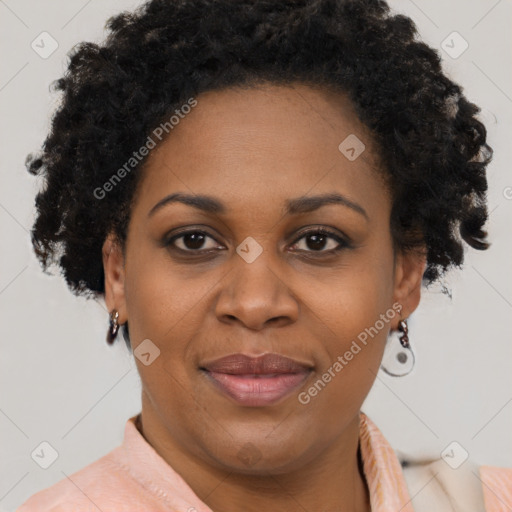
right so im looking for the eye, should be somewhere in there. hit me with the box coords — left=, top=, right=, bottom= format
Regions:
left=165, top=230, right=222, bottom=253
left=289, top=227, right=349, bottom=254
left=164, top=227, right=351, bottom=256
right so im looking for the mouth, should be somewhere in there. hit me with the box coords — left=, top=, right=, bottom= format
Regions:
left=200, top=353, right=313, bottom=407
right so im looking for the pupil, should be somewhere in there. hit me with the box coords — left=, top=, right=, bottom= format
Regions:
left=184, top=233, right=205, bottom=249
left=307, top=234, right=326, bottom=250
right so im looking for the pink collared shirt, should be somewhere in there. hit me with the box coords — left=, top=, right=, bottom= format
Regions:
left=17, top=412, right=512, bottom=511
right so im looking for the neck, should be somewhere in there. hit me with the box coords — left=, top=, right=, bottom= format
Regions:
left=136, top=407, right=371, bottom=512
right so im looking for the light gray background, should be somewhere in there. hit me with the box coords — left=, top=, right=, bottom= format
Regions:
left=1, top=0, right=511, bottom=510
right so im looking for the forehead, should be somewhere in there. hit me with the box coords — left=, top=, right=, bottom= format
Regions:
left=132, top=83, right=388, bottom=218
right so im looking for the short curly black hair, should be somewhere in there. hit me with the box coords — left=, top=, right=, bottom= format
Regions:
left=27, top=0, right=492, bottom=300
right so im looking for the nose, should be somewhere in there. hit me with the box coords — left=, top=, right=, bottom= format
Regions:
left=214, top=251, right=300, bottom=331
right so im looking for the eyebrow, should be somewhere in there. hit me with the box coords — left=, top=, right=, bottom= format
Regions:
left=148, top=192, right=369, bottom=220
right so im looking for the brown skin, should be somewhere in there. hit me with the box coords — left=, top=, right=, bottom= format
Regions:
left=102, top=83, right=426, bottom=512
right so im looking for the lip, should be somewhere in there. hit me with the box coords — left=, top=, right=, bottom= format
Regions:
left=200, top=353, right=313, bottom=407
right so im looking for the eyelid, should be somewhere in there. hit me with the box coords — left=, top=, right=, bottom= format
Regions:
left=291, top=225, right=348, bottom=242
left=289, top=226, right=351, bottom=251
left=163, top=228, right=223, bottom=252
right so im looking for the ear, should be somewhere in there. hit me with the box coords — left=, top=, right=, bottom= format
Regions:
left=102, top=232, right=128, bottom=323
left=392, top=247, right=427, bottom=329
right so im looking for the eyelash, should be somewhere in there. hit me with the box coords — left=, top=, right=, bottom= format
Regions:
left=164, top=227, right=351, bottom=257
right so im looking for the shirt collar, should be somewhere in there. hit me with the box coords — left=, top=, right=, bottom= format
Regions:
left=359, top=411, right=415, bottom=512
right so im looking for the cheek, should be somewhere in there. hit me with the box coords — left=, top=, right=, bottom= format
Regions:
left=124, top=251, right=215, bottom=400
left=313, top=248, right=394, bottom=335
left=300, top=295, right=391, bottom=418
left=301, top=246, right=395, bottom=399
left=124, top=244, right=208, bottom=341
left=319, top=286, right=390, bottom=373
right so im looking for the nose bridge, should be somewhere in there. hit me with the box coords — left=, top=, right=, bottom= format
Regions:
left=233, top=235, right=284, bottom=303
left=236, top=241, right=279, bottom=295
left=215, top=235, right=299, bottom=328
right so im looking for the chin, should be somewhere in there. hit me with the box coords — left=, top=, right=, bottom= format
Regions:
left=200, top=428, right=317, bottom=475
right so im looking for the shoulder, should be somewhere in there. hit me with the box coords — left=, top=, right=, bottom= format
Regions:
left=479, top=465, right=512, bottom=512
left=15, top=447, right=164, bottom=512
left=400, top=454, right=512, bottom=512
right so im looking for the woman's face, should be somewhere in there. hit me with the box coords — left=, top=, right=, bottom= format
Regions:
left=103, top=83, right=425, bottom=474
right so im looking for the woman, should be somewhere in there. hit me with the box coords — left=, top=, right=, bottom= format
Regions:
left=18, top=0, right=511, bottom=510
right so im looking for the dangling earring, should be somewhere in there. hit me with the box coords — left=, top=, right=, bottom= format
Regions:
left=107, top=310, right=119, bottom=345
left=380, top=319, right=415, bottom=377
